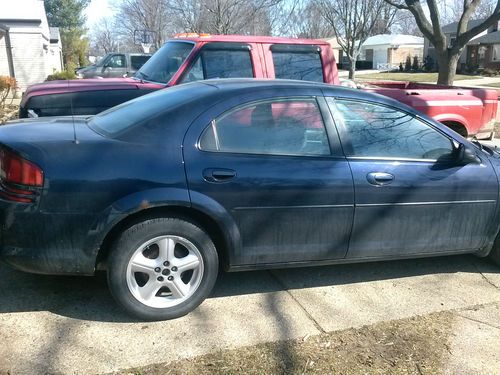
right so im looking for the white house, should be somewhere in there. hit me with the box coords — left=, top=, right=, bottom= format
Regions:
left=0, top=0, right=64, bottom=92
left=361, top=34, right=424, bottom=70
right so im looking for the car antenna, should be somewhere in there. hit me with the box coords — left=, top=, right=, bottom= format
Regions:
left=68, top=79, right=79, bottom=144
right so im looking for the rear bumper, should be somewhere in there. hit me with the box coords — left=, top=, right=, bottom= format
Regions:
left=0, top=207, right=101, bottom=275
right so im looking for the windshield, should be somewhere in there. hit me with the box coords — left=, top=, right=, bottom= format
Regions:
left=135, top=41, right=194, bottom=84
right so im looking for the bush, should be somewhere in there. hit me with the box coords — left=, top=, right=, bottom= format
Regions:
left=412, top=56, right=419, bottom=71
left=423, top=55, right=434, bottom=72
left=0, top=76, right=17, bottom=108
left=405, top=55, right=412, bottom=72
left=399, top=62, right=404, bottom=72
left=46, top=70, right=76, bottom=81
left=483, top=67, right=498, bottom=77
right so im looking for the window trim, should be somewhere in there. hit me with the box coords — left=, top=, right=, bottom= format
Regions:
left=326, top=97, right=456, bottom=163
left=197, top=96, right=334, bottom=158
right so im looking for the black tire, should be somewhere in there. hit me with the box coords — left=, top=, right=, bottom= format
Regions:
left=488, top=234, right=500, bottom=266
left=107, top=217, right=219, bottom=321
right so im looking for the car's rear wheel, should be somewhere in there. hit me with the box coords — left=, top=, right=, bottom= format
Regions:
left=488, top=233, right=500, bottom=266
left=107, top=217, right=218, bottom=321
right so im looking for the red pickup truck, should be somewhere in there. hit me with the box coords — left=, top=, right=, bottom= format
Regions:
left=20, top=33, right=497, bottom=139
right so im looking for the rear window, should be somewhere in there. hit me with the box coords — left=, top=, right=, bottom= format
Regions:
left=130, top=55, right=150, bottom=70
left=87, top=83, right=213, bottom=137
left=271, top=44, right=324, bottom=82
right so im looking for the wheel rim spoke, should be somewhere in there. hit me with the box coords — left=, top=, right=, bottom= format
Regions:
left=138, top=279, right=161, bottom=301
left=176, top=253, right=201, bottom=272
left=167, top=278, right=189, bottom=298
left=130, top=253, right=157, bottom=275
left=158, top=237, right=176, bottom=261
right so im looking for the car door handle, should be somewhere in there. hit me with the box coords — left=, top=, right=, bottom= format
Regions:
left=203, top=168, right=236, bottom=183
left=366, top=172, right=394, bottom=186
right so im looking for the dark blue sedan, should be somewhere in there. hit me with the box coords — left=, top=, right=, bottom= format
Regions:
left=1, top=79, right=499, bottom=320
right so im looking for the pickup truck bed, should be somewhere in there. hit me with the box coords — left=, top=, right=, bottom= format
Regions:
left=363, top=81, right=498, bottom=138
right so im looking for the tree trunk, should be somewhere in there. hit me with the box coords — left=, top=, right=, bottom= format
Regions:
left=436, top=52, right=460, bottom=86
left=348, top=58, right=356, bottom=80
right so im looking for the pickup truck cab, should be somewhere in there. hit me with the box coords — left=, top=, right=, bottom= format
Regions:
left=20, top=34, right=497, bottom=139
left=75, top=52, right=152, bottom=79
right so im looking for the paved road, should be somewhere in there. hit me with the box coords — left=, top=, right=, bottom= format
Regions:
left=0, top=254, right=498, bottom=374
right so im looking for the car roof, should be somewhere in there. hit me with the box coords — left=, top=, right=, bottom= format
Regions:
left=195, top=78, right=408, bottom=109
left=172, top=34, right=330, bottom=46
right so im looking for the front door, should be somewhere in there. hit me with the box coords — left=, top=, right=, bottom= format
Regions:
left=184, top=93, right=354, bottom=266
left=327, top=97, right=498, bottom=259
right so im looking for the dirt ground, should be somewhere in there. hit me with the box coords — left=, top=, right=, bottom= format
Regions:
left=115, top=303, right=499, bottom=375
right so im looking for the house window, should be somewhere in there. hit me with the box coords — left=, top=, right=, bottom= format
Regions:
left=493, top=45, right=500, bottom=61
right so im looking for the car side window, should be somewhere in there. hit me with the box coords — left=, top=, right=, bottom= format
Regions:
left=330, top=98, right=454, bottom=160
left=130, top=55, right=150, bottom=70
left=199, top=98, right=330, bottom=156
left=271, top=45, right=324, bottom=82
left=108, top=54, right=126, bottom=68
left=182, top=45, right=253, bottom=83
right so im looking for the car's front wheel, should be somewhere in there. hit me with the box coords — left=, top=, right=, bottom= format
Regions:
left=107, top=217, right=219, bottom=321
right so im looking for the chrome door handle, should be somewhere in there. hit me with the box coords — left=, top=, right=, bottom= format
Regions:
left=203, top=168, right=236, bottom=183
left=366, top=172, right=394, bottom=186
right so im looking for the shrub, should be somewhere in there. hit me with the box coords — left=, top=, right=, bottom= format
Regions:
left=399, top=62, right=404, bottom=72
left=0, top=76, right=17, bottom=108
left=423, top=55, right=434, bottom=72
left=412, top=56, right=419, bottom=71
left=483, top=67, right=498, bottom=77
left=405, top=55, right=412, bottom=72
left=46, top=70, right=76, bottom=81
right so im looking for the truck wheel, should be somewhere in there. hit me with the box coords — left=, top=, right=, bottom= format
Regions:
left=107, top=217, right=219, bottom=321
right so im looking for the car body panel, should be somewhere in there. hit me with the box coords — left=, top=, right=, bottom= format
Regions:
left=1, top=80, right=499, bottom=276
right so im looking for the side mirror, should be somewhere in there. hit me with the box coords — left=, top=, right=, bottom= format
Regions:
left=456, top=143, right=481, bottom=165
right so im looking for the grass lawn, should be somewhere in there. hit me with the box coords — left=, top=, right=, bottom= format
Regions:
left=484, top=82, right=500, bottom=88
left=356, top=72, right=481, bottom=83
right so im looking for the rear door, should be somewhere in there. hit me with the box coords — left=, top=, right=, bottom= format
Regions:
left=327, top=97, right=498, bottom=259
left=183, top=90, right=354, bottom=266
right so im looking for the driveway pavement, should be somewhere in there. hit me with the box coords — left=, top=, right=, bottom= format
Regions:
left=0, top=254, right=499, bottom=374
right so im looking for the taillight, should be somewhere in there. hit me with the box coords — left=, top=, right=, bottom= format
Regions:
left=0, top=148, right=43, bottom=203
left=0, top=148, right=43, bottom=187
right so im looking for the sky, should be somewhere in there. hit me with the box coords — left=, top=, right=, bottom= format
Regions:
left=84, top=0, right=117, bottom=27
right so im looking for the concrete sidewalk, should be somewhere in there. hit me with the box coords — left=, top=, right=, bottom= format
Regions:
left=0, top=254, right=498, bottom=374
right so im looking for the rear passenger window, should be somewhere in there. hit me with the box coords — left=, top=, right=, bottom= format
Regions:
left=182, top=43, right=253, bottom=83
left=271, top=45, right=324, bottom=82
left=200, top=98, right=330, bottom=156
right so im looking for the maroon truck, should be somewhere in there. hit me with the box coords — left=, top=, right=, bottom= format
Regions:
left=20, top=33, right=498, bottom=139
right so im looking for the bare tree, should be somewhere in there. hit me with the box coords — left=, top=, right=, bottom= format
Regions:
left=442, top=0, right=497, bottom=23
left=91, top=18, right=119, bottom=55
left=285, top=1, right=335, bottom=38
left=201, top=0, right=280, bottom=34
left=115, top=0, right=174, bottom=50
left=316, top=0, right=392, bottom=79
left=391, top=10, right=423, bottom=36
left=384, top=0, right=500, bottom=85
